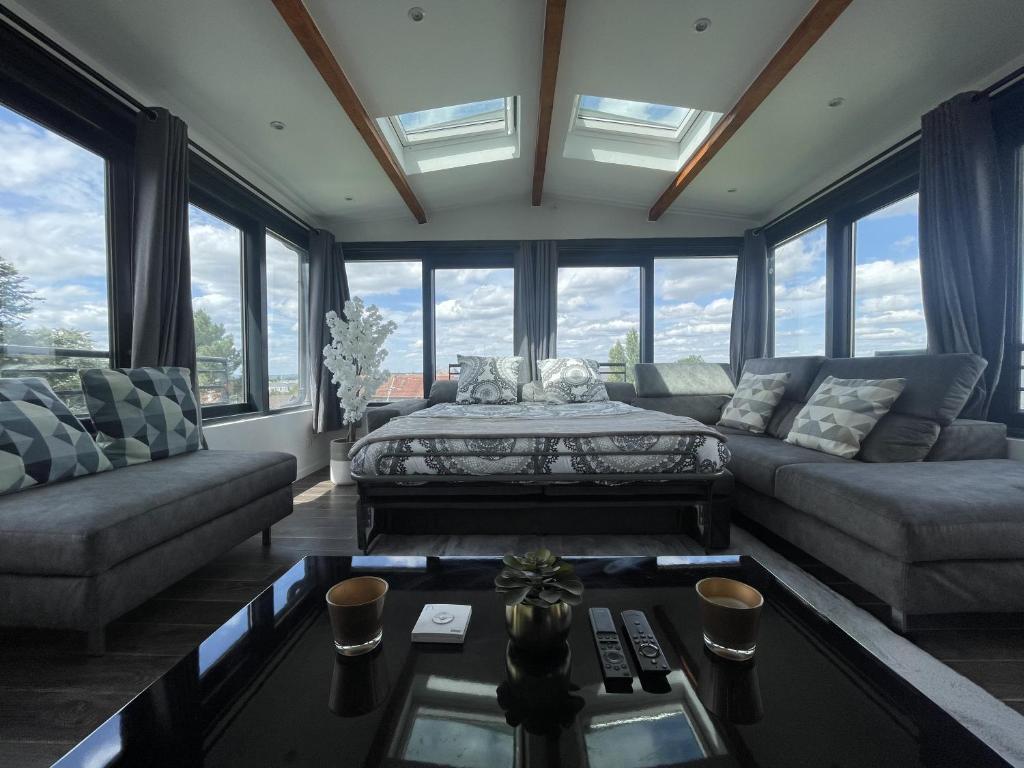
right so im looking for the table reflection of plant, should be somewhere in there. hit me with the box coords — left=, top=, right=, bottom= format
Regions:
left=496, top=642, right=585, bottom=736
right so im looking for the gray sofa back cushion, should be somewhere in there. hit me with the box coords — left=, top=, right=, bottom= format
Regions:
left=633, top=362, right=735, bottom=397
left=634, top=394, right=731, bottom=425
left=926, top=419, right=1008, bottom=461
left=604, top=382, right=637, bottom=403
left=808, top=354, right=986, bottom=462
left=740, top=356, right=826, bottom=438
left=427, top=380, right=459, bottom=406
left=808, top=354, right=985, bottom=424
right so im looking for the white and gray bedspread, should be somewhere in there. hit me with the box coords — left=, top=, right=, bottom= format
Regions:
left=349, top=401, right=730, bottom=478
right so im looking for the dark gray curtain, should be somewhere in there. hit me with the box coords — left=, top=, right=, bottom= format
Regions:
left=513, top=240, right=558, bottom=380
left=729, top=229, right=769, bottom=380
left=130, top=108, right=196, bottom=381
left=308, top=230, right=349, bottom=433
left=919, top=91, right=1008, bottom=418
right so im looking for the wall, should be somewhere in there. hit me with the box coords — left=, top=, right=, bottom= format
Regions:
left=204, top=409, right=338, bottom=479
left=331, top=195, right=756, bottom=242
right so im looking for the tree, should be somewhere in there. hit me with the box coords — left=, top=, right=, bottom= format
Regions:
left=0, top=255, right=36, bottom=343
left=193, top=308, right=244, bottom=403
left=678, top=354, right=706, bottom=364
left=607, top=327, right=640, bottom=383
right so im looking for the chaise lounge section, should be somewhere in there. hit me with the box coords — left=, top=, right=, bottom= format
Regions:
left=0, top=449, right=296, bottom=652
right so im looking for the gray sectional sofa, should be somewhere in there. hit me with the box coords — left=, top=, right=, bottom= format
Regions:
left=0, top=448, right=296, bottom=652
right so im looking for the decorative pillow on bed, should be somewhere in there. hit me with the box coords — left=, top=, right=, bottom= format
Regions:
left=537, top=358, right=609, bottom=404
left=0, top=377, right=113, bottom=496
left=717, top=372, right=790, bottom=434
left=785, top=376, right=906, bottom=458
left=79, top=366, right=203, bottom=467
left=455, top=355, right=522, bottom=404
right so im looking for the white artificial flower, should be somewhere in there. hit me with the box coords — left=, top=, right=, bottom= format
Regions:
left=322, top=297, right=398, bottom=438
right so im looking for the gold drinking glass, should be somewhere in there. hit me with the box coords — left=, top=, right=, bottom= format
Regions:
left=326, top=576, right=388, bottom=656
left=696, top=577, right=764, bottom=661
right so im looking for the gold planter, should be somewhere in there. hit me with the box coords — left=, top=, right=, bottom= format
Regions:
left=505, top=602, right=573, bottom=655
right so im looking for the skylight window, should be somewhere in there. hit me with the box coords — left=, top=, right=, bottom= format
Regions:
left=391, top=97, right=515, bottom=147
left=575, top=95, right=701, bottom=140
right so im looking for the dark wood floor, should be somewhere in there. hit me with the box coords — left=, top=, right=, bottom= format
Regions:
left=0, top=469, right=1020, bottom=766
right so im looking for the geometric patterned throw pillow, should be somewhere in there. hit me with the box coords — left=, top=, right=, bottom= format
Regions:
left=454, top=355, right=522, bottom=405
left=0, top=377, right=113, bottom=496
left=79, top=367, right=203, bottom=468
left=784, top=376, right=906, bottom=458
left=537, top=358, right=609, bottom=404
left=717, top=372, right=790, bottom=434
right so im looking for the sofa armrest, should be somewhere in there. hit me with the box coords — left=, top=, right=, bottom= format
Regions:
left=365, top=399, right=429, bottom=432
left=926, top=419, right=1007, bottom=461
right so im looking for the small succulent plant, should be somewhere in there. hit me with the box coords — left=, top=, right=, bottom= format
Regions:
left=495, top=549, right=585, bottom=608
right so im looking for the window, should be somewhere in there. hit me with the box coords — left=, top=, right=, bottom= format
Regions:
left=391, top=97, right=515, bottom=147
left=654, top=257, right=738, bottom=363
left=0, top=102, right=111, bottom=413
left=772, top=223, right=827, bottom=357
left=346, top=260, right=424, bottom=398
left=852, top=193, right=927, bottom=357
left=557, top=267, right=641, bottom=380
left=188, top=204, right=245, bottom=407
left=434, top=268, right=514, bottom=379
left=265, top=232, right=308, bottom=409
left=575, top=95, right=697, bottom=140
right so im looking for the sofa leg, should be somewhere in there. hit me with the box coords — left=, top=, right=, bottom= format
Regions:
left=86, top=626, right=106, bottom=656
left=262, top=527, right=271, bottom=547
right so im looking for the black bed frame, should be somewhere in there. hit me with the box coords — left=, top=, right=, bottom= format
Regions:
left=353, top=473, right=730, bottom=555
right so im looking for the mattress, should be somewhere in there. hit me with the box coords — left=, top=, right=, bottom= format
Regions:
left=349, top=401, right=730, bottom=479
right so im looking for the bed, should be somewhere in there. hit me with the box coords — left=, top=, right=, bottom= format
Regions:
left=349, top=400, right=732, bottom=553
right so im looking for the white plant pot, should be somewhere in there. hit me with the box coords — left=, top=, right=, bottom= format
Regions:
left=330, top=439, right=356, bottom=486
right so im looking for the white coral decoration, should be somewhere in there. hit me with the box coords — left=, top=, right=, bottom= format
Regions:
left=322, top=298, right=397, bottom=438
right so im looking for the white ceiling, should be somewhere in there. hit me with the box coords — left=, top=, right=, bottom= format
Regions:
left=7, top=0, right=1024, bottom=227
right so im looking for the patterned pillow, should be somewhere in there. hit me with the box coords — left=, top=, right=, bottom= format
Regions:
left=717, top=372, right=790, bottom=434
left=455, top=356, right=522, bottom=404
left=80, top=367, right=204, bottom=467
left=537, top=358, right=609, bottom=404
left=0, top=377, right=113, bottom=496
left=785, top=376, right=906, bottom=458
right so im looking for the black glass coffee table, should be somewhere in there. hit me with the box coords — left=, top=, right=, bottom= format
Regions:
left=53, top=555, right=1008, bottom=767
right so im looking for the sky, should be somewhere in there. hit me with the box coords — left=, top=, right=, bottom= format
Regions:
left=773, top=194, right=926, bottom=357
left=0, top=103, right=110, bottom=348
left=397, top=98, right=505, bottom=132
left=578, top=95, right=690, bottom=128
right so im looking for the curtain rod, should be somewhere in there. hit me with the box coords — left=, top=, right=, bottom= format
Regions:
left=0, top=4, right=314, bottom=233
left=756, top=60, right=1024, bottom=235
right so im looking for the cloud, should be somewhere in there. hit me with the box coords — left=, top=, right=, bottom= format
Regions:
left=579, top=95, right=687, bottom=127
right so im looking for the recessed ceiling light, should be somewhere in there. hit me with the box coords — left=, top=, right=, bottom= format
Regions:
left=269, top=120, right=286, bottom=130
left=827, top=97, right=845, bottom=108
left=344, top=196, right=354, bottom=201
left=693, top=17, right=711, bottom=33
left=727, top=188, right=737, bottom=193
left=408, top=6, right=425, bottom=22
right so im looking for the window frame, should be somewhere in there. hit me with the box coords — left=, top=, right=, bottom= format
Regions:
left=389, top=97, right=516, bottom=149
left=264, top=229, right=311, bottom=411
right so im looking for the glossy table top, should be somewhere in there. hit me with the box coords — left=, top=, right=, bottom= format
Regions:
left=54, top=555, right=1008, bottom=768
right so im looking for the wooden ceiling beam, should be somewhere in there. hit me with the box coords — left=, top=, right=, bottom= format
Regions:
left=531, top=0, right=567, bottom=206
left=648, top=0, right=854, bottom=221
left=271, top=0, right=427, bottom=223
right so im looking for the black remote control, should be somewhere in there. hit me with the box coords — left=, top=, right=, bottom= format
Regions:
left=589, top=607, right=633, bottom=684
left=621, top=610, right=670, bottom=675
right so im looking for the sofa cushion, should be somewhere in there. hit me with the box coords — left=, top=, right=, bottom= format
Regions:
left=774, top=460, right=1024, bottom=563
left=427, top=380, right=458, bottom=406
left=718, top=372, right=789, bottom=434
left=80, top=367, right=204, bottom=467
left=786, top=376, right=906, bottom=458
left=633, top=362, right=735, bottom=397
left=927, top=420, right=1008, bottom=461
left=725, top=433, right=850, bottom=496
left=634, top=395, right=731, bottom=425
left=740, top=356, right=826, bottom=438
left=603, top=382, right=636, bottom=404
left=0, top=449, right=296, bottom=577
left=856, top=414, right=941, bottom=463
left=0, top=378, right=113, bottom=496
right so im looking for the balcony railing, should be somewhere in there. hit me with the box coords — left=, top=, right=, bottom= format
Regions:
left=445, top=361, right=628, bottom=381
left=0, top=344, right=233, bottom=409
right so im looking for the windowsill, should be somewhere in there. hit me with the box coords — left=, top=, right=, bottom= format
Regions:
left=203, top=406, right=312, bottom=428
